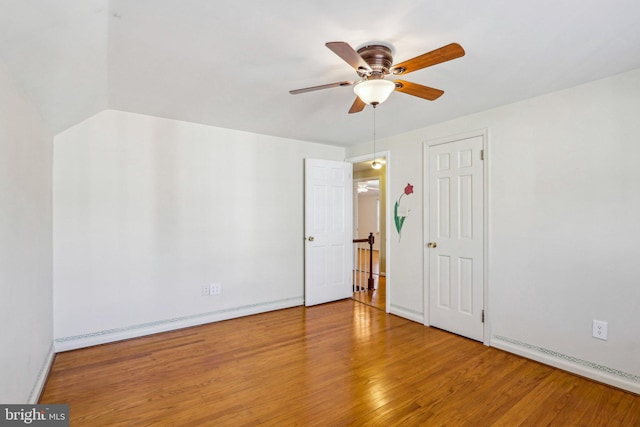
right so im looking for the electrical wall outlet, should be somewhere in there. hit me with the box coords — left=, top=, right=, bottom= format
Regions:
left=202, top=285, right=210, bottom=296
left=592, top=320, right=608, bottom=340
left=210, top=283, right=221, bottom=295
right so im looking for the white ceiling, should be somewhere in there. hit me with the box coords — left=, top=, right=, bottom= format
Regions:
left=2, top=0, right=640, bottom=146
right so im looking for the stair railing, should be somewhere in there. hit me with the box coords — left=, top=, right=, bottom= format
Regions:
left=352, top=232, right=375, bottom=292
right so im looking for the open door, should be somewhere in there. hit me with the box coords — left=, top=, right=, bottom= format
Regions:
left=304, top=158, right=353, bottom=306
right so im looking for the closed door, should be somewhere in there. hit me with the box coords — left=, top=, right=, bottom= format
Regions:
left=304, top=159, right=353, bottom=306
left=428, top=136, right=484, bottom=341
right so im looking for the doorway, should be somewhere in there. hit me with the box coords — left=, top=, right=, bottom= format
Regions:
left=351, top=159, right=387, bottom=311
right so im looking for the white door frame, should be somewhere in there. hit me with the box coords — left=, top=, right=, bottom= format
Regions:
left=423, top=130, right=490, bottom=345
left=346, top=151, right=391, bottom=313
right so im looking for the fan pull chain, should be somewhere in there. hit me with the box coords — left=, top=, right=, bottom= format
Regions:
left=373, top=105, right=376, bottom=161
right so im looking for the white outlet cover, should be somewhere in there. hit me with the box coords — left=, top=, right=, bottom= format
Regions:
left=592, top=320, right=608, bottom=340
left=210, top=283, right=221, bottom=295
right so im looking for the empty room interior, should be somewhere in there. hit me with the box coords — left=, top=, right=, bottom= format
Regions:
left=1, top=1, right=639, bottom=424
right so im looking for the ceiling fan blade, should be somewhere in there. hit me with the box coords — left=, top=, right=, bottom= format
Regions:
left=289, top=81, right=355, bottom=95
left=394, top=80, right=444, bottom=101
left=348, top=97, right=366, bottom=114
left=326, top=42, right=372, bottom=74
left=391, top=43, right=465, bottom=75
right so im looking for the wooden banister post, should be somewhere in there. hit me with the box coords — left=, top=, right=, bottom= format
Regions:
left=367, top=232, right=375, bottom=290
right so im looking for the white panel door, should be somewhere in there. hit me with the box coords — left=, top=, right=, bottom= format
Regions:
left=304, top=159, right=353, bottom=306
left=428, top=136, right=484, bottom=341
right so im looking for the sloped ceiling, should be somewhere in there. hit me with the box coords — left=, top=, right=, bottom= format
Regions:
left=1, top=0, right=640, bottom=146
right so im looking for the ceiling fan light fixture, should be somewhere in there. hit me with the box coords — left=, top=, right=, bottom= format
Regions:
left=353, top=79, right=396, bottom=105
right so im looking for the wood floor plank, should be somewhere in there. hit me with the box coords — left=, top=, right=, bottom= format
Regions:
left=40, top=300, right=639, bottom=426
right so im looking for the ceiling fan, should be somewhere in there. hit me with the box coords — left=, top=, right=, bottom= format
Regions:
left=357, top=181, right=379, bottom=193
left=289, top=41, right=465, bottom=113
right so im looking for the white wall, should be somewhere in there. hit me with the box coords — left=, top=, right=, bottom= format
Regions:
left=53, top=110, right=344, bottom=350
left=357, top=192, right=380, bottom=251
left=0, top=61, right=53, bottom=403
left=347, top=68, right=640, bottom=393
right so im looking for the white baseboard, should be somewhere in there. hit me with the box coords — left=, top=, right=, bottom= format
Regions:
left=491, top=335, right=640, bottom=395
left=389, top=304, right=424, bottom=324
left=28, top=342, right=55, bottom=404
left=54, top=297, right=303, bottom=352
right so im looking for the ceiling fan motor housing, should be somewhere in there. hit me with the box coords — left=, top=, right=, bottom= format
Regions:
left=356, top=45, right=393, bottom=78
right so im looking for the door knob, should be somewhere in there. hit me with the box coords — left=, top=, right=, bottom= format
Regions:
left=427, top=242, right=437, bottom=248
left=308, top=236, right=315, bottom=242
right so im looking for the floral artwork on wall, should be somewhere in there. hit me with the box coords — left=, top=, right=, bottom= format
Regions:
left=394, top=183, right=414, bottom=241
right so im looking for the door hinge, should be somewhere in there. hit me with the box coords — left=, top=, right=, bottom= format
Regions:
left=481, top=309, right=485, bottom=323
left=480, top=149, right=484, bottom=161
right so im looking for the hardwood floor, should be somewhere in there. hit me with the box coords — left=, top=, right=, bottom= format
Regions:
left=40, top=300, right=639, bottom=426
left=352, top=275, right=386, bottom=311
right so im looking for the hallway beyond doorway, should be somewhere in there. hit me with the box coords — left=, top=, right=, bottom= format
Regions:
left=353, top=275, right=386, bottom=311
left=353, top=248, right=385, bottom=311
